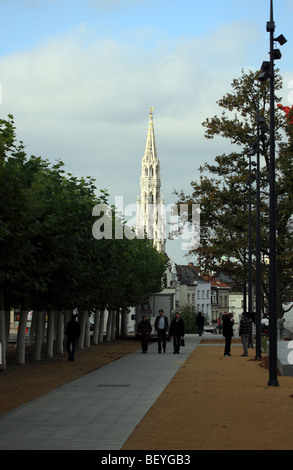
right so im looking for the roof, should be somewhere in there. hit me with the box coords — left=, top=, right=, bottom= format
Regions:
left=202, top=275, right=231, bottom=289
left=176, top=264, right=209, bottom=286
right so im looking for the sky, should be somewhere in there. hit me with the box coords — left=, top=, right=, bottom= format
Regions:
left=0, top=0, right=293, bottom=265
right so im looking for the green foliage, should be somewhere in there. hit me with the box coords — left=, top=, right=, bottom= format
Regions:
left=172, top=304, right=201, bottom=334
left=175, top=69, right=293, bottom=310
left=0, top=115, right=167, bottom=312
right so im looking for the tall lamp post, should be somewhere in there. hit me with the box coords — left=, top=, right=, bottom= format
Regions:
left=253, top=98, right=268, bottom=360
left=258, top=0, right=287, bottom=386
left=255, top=103, right=264, bottom=361
left=247, top=150, right=256, bottom=349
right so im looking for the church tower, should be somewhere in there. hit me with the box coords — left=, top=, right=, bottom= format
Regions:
left=136, top=107, right=166, bottom=253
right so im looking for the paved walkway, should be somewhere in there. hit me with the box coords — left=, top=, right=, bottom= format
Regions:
left=0, top=334, right=202, bottom=450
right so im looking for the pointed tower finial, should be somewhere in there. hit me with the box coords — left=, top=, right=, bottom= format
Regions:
left=136, top=107, right=165, bottom=253
left=144, top=106, right=157, bottom=160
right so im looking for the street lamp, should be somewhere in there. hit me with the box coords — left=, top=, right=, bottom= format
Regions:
left=247, top=149, right=257, bottom=348
left=258, top=0, right=287, bottom=386
left=253, top=100, right=268, bottom=360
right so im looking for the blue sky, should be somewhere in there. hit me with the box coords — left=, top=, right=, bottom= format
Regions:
left=0, top=0, right=292, bottom=264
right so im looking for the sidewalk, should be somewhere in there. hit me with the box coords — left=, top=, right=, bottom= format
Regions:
left=0, top=334, right=200, bottom=450
left=1, top=334, right=293, bottom=451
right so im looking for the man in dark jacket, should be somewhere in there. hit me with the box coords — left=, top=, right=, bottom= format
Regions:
left=239, top=311, right=251, bottom=356
left=65, top=314, right=81, bottom=362
left=222, top=312, right=234, bottom=356
left=196, top=312, right=205, bottom=336
left=137, top=315, right=152, bottom=353
left=169, top=312, right=184, bottom=354
left=155, top=309, right=169, bottom=353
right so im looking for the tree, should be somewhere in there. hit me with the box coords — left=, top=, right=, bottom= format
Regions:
left=0, top=114, right=170, bottom=367
left=175, top=69, right=293, bottom=316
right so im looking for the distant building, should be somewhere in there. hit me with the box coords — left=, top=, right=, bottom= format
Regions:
left=176, top=262, right=211, bottom=319
left=202, top=275, right=231, bottom=324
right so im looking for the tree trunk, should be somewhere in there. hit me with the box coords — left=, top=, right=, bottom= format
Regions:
left=111, top=309, right=117, bottom=340
left=56, top=311, right=64, bottom=355
left=46, top=311, right=55, bottom=358
left=105, top=310, right=113, bottom=342
left=98, top=309, right=105, bottom=343
left=92, top=309, right=100, bottom=345
left=115, top=308, right=120, bottom=338
left=78, top=310, right=87, bottom=350
left=64, top=310, right=71, bottom=332
left=42, top=311, right=47, bottom=340
left=28, top=311, right=36, bottom=346
left=0, top=293, right=6, bottom=370
left=121, top=308, right=129, bottom=338
left=34, top=311, right=44, bottom=361
left=4, top=310, right=10, bottom=349
left=16, top=310, right=28, bottom=364
left=84, top=312, right=90, bottom=348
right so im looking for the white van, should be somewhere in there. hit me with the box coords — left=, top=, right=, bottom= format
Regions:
left=282, top=303, right=293, bottom=323
left=282, top=303, right=293, bottom=337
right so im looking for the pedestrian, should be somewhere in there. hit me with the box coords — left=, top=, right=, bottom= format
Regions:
left=155, top=309, right=169, bottom=353
left=196, top=311, right=205, bottom=336
left=65, top=314, right=81, bottom=362
left=239, top=311, right=251, bottom=356
left=169, top=312, right=185, bottom=354
left=222, top=312, right=234, bottom=356
left=137, top=315, right=152, bottom=353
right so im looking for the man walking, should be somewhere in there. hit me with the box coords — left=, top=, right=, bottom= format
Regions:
left=155, top=309, right=169, bottom=353
left=169, top=312, right=185, bottom=354
left=222, top=312, right=234, bottom=356
left=239, top=311, right=251, bottom=356
left=137, top=315, right=152, bottom=353
left=65, top=314, right=81, bottom=362
left=196, top=311, right=205, bottom=336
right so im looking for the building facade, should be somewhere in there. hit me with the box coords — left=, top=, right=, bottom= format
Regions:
left=176, top=263, right=211, bottom=319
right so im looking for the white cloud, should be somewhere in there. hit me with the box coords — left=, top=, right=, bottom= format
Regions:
left=0, top=20, right=262, bottom=214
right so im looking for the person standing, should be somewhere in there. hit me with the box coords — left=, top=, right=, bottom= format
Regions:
left=239, top=311, right=251, bottom=356
left=137, top=315, right=152, bottom=353
left=169, top=312, right=185, bottom=354
left=196, top=311, right=205, bottom=336
left=155, top=309, right=169, bottom=353
left=65, top=314, right=81, bottom=362
left=222, top=312, right=234, bottom=356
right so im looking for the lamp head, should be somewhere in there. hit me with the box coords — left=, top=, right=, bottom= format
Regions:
left=258, top=61, right=270, bottom=82
left=275, top=34, right=287, bottom=46
left=273, top=48, right=282, bottom=60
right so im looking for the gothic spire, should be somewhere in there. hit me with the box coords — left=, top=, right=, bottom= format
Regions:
left=144, top=106, right=157, bottom=160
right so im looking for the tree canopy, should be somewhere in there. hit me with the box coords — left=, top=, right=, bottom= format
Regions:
left=0, top=115, right=168, bottom=368
left=175, top=69, right=293, bottom=315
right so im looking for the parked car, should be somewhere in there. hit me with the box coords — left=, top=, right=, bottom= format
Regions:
left=204, top=322, right=217, bottom=334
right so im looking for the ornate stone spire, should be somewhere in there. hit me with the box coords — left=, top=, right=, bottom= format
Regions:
left=144, top=106, right=157, bottom=161
left=136, top=107, right=166, bottom=253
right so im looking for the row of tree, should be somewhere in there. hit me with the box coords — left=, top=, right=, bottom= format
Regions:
left=0, top=115, right=168, bottom=369
left=175, top=70, right=293, bottom=316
